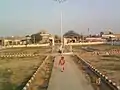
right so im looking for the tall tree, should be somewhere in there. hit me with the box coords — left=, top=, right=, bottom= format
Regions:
left=100, top=32, right=104, bottom=37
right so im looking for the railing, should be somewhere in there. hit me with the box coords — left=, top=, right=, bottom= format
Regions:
left=0, top=54, right=41, bottom=58
left=66, top=42, right=106, bottom=45
left=74, top=54, right=120, bottom=90
left=0, top=44, right=50, bottom=49
left=22, top=56, right=49, bottom=90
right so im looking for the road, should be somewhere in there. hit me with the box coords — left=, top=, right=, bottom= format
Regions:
left=47, top=55, right=94, bottom=90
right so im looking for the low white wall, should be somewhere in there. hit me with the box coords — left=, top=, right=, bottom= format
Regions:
left=1, top=44, right=50, bottom=49
left=66, top=42, right=106, bottom=45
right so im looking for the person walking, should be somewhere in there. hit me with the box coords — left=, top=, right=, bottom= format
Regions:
left=58, top=45, right=62, bottom=54
left=96, top=77, right=101, bottom=90
left=58, top=56, right=65, bottom=72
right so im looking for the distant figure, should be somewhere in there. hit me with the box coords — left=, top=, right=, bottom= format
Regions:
left=96, top=77, right=101, bottom=85
left=59, top=56, right=65, bottom=72
left=58, top=45, right=62, bottom=54
left=96, top=78, right=101, bottom=90
left=58, top=49, right=62, bottom=54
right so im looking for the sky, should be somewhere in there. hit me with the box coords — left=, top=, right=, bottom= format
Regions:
left=0, top=0, right=120, bottom=36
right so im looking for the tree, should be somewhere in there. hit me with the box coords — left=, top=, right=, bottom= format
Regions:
left=109, top=31, right=113, bottom=34
left=100, top=32, right=104, bottom=37
left=31, top=33, right=42, bottom=44
left=54, top=35, right=60, bottom=43
left=25, top=35, right=31, bottom=46
left=54, top=35, right=60, bottom=39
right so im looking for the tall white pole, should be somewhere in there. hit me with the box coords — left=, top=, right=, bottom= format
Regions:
left=54, top=0, right=66, bottom=54
left=61, top=10, right=63, bottom=47
left=34, top=35, right=35, bottom=44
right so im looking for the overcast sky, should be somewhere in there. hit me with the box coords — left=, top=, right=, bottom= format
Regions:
left=0, top=0, right=120, bottom=36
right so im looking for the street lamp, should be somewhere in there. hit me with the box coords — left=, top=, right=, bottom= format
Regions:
left=54, top=0, right=67, bottom=53
left=34, top=35, right=35, bottom=44
left=12, top=36, right=14, bottom=47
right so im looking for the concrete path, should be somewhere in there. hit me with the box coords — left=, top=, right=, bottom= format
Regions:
left=47, top=55, right=94, bottom=90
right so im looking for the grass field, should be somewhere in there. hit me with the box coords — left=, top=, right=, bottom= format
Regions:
left=77, top=44, right=120, bottom=86
left=0, top=56, right=46, bottom=90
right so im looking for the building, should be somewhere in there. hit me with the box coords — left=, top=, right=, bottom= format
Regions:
left=113, top=34, right=120, bottom=40
left=86, top=37, right=106, bottom=42
left=0, top=37, right=3, bottom=46
left=102, top=34, right=120, bottom=41
left=63, top=30, right=81, bottom=43
left=0, top=30, right=54, bottom=46
left=31, top=30, right=54, bottom=45
left=0, top=36, right=28, bottom=46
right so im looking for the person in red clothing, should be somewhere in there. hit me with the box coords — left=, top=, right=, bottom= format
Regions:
left=59, top=56, right=65, bottom=72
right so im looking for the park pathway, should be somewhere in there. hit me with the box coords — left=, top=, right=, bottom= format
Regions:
left=47, top=55, right=94, bottom=90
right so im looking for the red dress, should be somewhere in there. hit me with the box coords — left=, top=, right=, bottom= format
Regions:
left=59, top=59, right=65, bottom=71
left=59, top=59, right=65, bottom=65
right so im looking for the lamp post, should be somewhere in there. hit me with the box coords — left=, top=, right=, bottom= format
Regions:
left=26, top=35, right=30, bottom=47
left=34, top=35, right=35, bottom=44
left=54, top=0, right=66, bottom=53
left=12, top=36, right=14, bottom=47
left=88, top=28, right=90, bottom=37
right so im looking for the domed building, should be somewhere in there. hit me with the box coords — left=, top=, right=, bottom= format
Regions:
left=63, top=30, right=81, bottom=43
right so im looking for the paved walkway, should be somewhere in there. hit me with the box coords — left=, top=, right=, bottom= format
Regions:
left=47, top=55, right=94, bottom=90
